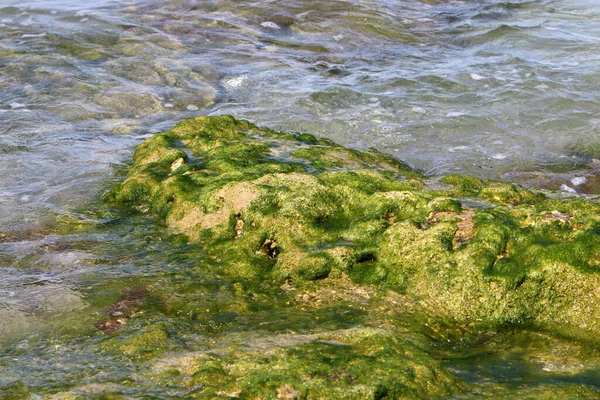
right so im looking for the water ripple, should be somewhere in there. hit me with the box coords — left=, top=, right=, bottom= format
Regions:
left=0, top=0, right=599, bottom=231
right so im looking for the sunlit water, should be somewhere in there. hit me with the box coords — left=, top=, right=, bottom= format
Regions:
left=2, top=0, right=600, bottom=396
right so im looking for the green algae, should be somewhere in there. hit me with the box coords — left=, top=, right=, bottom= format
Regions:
left=106, top=115, right=600, bottom=340
left=440, top=174, right=544, bottom=205
left=82, top=115, right=600, bottom=398
left=2, top=214, right=600, bottom=399
left=46, top=33, right=110, bottom=61
left=0, top=381, right=29, bottom=400
left=100, top=322, right=171, bottom=361
left=145, top=328, right=465, bottom=399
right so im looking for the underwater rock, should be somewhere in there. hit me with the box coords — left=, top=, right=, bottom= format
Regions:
left=94, top=89, right=162, bottom=118
left=107, top=115, right=600, bottom=338
left=144, top=327, right=465, bottom=399
left=96, top=287, right=150, bottom=333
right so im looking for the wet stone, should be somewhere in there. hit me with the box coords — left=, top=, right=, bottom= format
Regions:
left=94, top=90, right=162, bottom=118
left=256, top=238, right=278, bottom=258
left=96, top=287, right=150, bottom=333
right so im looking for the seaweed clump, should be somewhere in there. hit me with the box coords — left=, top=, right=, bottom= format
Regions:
left=107, top=115, right=600, bottom=337
left=102, top=116, right=600, bottom=399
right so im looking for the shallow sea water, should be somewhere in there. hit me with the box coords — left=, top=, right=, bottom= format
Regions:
left=1, top=0, right=600, bottom=397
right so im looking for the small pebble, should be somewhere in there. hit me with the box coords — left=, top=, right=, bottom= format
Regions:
left=571, top=176, right=586, bottom=186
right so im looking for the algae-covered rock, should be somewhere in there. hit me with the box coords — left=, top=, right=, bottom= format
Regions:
left=0, top=381, right=29, bottom=400
left=146, top=327, right=465, bottom=399
left=107, top=115, right=600, bottom=338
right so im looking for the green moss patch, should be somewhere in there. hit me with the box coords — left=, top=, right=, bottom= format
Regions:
left=107, top=115, right=600, bottom=340
left=144, top=328, right=465, bottom=399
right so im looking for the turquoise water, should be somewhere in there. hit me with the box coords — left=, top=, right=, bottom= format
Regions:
left=2, top=0, right=600, bottom=397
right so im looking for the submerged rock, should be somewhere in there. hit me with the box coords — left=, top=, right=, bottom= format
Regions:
left=145, top=327, right=465, bottom=399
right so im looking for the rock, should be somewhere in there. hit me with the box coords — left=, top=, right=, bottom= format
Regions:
left=234, top=214, right=245, bottom=238
left=170, top=157, right=185, bottom=173
left=142, top=327, right=465, bottom=399
left=94, top=89, right=162, bottom=118
left=107, top=115, right=600, bottom=341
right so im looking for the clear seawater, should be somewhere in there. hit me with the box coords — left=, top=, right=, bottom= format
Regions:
left=1, top=0, right=600, bottom=397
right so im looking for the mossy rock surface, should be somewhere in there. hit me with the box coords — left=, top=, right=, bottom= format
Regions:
left=108, top=115, right=600, bottom=343
left=143, top=327, right=465, bottom=399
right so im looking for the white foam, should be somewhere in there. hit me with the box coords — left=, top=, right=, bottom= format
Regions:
left=20, top=18, right=33, bottom=27
left=261, top=21, right=281, bottom=30
left=163, top=103, right=174, bottom=108
left=224, top=75, right=247, bottom=88
left=412, top=106, right=426, bottom=114
left=470, top=73, right=485, bottom=81
left=186, top=104, right=199, bottom=111
left=9, top=102, right=26, bottom=109
left=560, top=184, right=577, bottom=194
left=21, top=33, right=46, bottom=38
left=446, top=112, right=465, bottom=117
left=491, top=154, right=507, bottom=160
left=448, top=145, right=470, bottom=153
left=571, top=176, right=586, bottom=186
